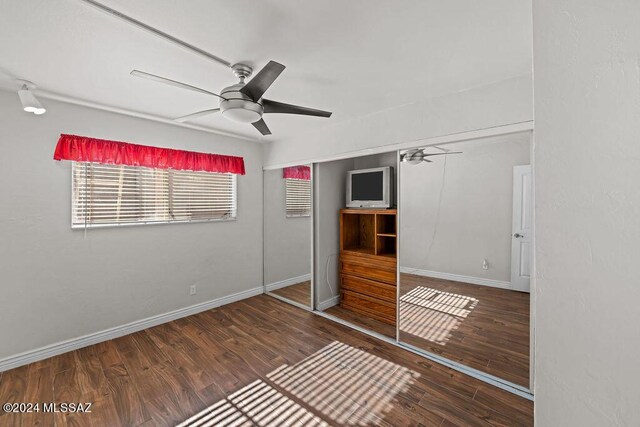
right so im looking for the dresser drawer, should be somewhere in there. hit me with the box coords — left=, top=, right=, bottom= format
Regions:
left=340, top=251, right=397, bottom=271
left=341, top=290, right=396, bottom=324
left=341, top=274, right=396, bottom=303
left=340, top=259, right=396, bottom=285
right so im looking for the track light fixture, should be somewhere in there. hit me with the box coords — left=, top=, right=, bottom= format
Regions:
left=17, top=80, right=46, bottom=115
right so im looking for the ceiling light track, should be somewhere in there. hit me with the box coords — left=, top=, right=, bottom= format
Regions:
left=78, top=0, right=232, bottom=68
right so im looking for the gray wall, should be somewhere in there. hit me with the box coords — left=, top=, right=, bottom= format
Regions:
left=314, top=159, right=354, bottom=306
left=399, top=134, right=530, bottom=282
left=263, top=168, right=311, bottom=285
left=534, top=1, right=640, bottom=425
left=0, top=91, right=263, bottom=360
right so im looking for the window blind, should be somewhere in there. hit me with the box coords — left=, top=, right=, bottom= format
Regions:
left=285, top=178, right=311, bottom=217
left=72, top=162, right=237, bottom=228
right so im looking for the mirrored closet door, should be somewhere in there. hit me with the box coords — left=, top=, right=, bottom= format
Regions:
left=263, top=166, right=313, bottom=309
left=398, top=132, right=533, bottom=389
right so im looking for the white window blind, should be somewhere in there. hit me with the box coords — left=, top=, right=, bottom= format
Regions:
left=72, top=162, right=237, bottom=228
left=285, top=178, right=311, bottom=217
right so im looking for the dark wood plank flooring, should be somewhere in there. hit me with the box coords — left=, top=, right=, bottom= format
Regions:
left=399, top=274, right=530, bottom=387
left=324, top=304, right=396, bottom=339
left=269, top=281, right=311, bottom=307
left=0, top=294, right=532, bottom=426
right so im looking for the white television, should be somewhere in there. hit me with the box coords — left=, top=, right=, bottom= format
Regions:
left=346, top=166, right=394, bottom=209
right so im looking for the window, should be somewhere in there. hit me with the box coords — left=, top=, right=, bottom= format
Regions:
left=72, top=162, right=237, bottom=228
left=285, top=178, right=311, bottom=217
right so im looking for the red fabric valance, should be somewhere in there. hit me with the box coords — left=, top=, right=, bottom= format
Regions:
left=53, top=134, right=245, bottom=175
left=283, top=165, right=311, bottom=180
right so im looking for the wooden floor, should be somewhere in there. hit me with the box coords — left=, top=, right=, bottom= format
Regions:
left=400, top=274, right=530, bottom=387
left=0, top=294, right=532, bottom=426
left=270, top=281, right=311, bottom=307
left=324, top=305, right=396, bottom=339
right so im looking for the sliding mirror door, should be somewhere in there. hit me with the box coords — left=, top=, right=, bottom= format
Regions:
left=398, top=132, right=532, bottom=389
left=263, top=166, right=313, bottom=309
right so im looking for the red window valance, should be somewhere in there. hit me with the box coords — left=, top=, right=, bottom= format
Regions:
left=283, top=165, right=311, bottom=180
left=53, top=134, right=245, bottom=175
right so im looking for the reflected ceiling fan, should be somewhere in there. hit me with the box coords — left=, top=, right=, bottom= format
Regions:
left=131, top=61, right=332, bottom=136
left=400, top=148, right=462, bottom=164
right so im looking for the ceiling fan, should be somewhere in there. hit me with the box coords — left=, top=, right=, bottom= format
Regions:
left=400, top=148, right=462, bottom=164
left=131, top=61, right=332, bottom=136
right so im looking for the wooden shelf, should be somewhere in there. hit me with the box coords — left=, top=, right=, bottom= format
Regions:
left=377, top=233, right=396, bottom=237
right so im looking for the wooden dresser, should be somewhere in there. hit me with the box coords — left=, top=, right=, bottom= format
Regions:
left=339, top=209, right=397, bottom=326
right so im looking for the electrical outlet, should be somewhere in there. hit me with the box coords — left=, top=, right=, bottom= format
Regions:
left=482, top=259, right=489, bottom=270
left=189, top=285, right=197, bottom=295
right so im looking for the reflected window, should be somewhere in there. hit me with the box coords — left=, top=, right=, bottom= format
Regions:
left=285, top=178, right=311, bottom=217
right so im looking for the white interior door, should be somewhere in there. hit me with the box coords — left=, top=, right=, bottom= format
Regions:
left=511, top=165, right=532, bottom=292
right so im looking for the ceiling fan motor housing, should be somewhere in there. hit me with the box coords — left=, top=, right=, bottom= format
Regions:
left=219, top=83, right=264, bottom=123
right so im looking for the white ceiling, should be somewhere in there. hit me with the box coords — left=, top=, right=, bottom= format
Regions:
left=0, top=0, right=532, bottom=142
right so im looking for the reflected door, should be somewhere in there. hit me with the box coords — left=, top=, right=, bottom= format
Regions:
left=511, top=165, right=532, bottom=292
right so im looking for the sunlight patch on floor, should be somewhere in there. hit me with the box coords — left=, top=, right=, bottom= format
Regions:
left=178, top=341, right=418, bottom=426
left=399, top=286, right=478, bottom=345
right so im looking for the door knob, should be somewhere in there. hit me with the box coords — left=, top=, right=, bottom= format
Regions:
left=513, top=233, right=524, bottom=238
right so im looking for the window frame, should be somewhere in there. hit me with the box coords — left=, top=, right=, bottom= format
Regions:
left=70, top=162, right=238, bottom=229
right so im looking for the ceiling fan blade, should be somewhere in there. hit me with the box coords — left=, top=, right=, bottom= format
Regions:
left=262, top=99, right=332, bottom=118
left=240, top=61, right=286, bottom=101
left=130, top=70, right=226, bottom=100
left=174, top=108, right=220, bottom=123
left=251, top=118, right=272, bottom=136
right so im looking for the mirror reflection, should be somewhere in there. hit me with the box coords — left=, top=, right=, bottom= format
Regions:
left=264, top=166, right=312, bottom=308
left=313, top=154, right=398, bottom=339
left=399, top=132, right=532, bottom=387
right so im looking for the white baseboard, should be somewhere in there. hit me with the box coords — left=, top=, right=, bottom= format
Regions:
left=265, top=274, right=312, bottom=292
left=317, top=295, right=340, bottom=311
left=400, top=267, right=512, bottom=290
left=0, top=285, right=264, bottom=373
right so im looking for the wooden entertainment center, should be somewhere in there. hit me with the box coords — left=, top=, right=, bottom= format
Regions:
left=339, top=208, right=397, bottom=326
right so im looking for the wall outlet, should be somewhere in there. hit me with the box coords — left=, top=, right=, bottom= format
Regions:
left=189, top=284, right=197, bottom=296
left=482, top=259, right=489, bottom=270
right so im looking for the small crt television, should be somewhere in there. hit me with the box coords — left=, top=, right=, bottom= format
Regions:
left=346, top=166, right=394, bottom=208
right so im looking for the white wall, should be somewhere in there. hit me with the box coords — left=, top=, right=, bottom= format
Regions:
left=314, top=159, right=354, bottom=306
left=533, top=1, right=640, bottom=425
left=0, top=91, right=263, bottom=361
left=263, top=75, right=533, bottom=167
left=399, top=134, right=530, bottom=283
left=263, top=168, right=311, bottom=285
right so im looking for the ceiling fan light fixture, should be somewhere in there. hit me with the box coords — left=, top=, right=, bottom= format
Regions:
left=219, top=84, right=264, bottom=123
left=221, top=104, right=262, bottom=123
left=401, top=149, right=423, bottom=164
left=18, top=83, right=46, bottom=115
